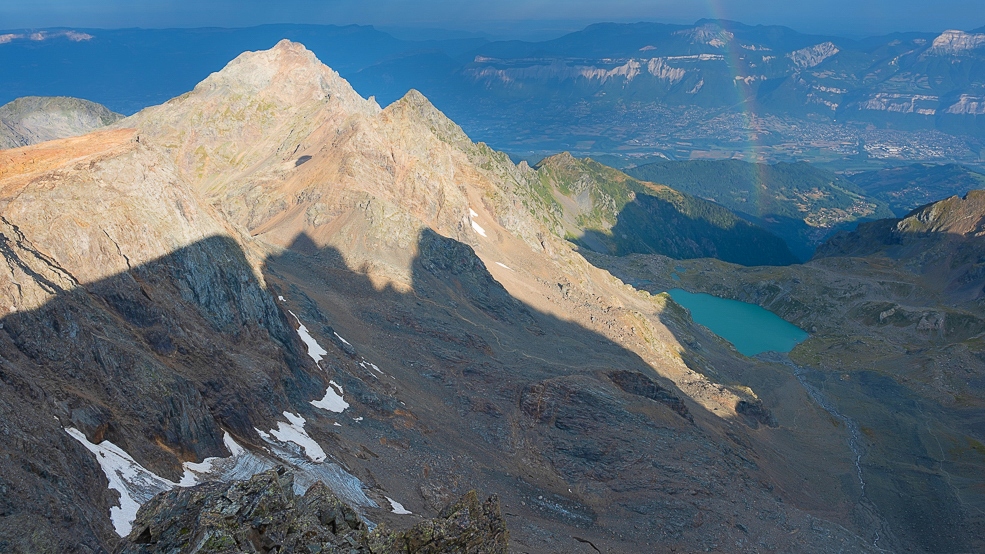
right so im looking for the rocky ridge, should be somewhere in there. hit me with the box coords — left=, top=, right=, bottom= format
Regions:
left=118, top=467, right=508, bottom=554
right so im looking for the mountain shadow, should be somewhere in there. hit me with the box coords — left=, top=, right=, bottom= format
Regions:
left=258, top=228, right=883, bottom=552
left=580, top=192, right=799, bottom=266
left=0, top=234, right=324, bottom=551
left=625, top=159, right=895, bottom=261
left=534, top=153, right=798, bottom=266
left=0, top=226, right=868, bottom=552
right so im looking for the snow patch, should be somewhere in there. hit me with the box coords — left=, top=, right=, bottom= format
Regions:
left=260, top=412, right=327, bottom=462
left=471, top=220, right=487, bottom=237
left=223, top=431, right=245, bottom=456
left=495, top=262, right=512, bottom=271
left=311, top=380, right=349, bottom=413
left=469, top=207, right=478, bottom=217
left=387, top=496, right=413, bottom=514
left=289, top=311, right=328, bottom=363
left=334, top=332, right=351, bottom=346
left=360, top=360, right=385, bottom=375
left=278, top=295, right=285, bottom=301
left=65, top=428, right=174, bottom=537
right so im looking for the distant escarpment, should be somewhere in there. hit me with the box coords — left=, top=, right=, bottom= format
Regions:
left=0, top=96, right=122, bottom=149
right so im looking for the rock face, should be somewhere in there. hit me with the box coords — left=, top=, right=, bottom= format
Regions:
left=0, top=40, right=892, bottom=553
left=0, top=96, right=123, bottom=149
left=119, top=467, right=508, bottom=554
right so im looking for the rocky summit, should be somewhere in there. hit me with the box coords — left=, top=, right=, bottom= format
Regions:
left=0, top=39, right=974, bottom=554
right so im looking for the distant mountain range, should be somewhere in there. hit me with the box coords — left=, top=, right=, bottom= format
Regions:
left=2, top=21, right=984, bottom=164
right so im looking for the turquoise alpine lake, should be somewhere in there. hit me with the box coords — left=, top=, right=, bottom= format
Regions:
left=666, top=288, right=809, bottom=356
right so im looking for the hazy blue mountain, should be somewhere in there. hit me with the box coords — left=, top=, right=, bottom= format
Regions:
left=848, top=163, right=985, bottom=216
left=3, top=20, right=984, bottom=161
left=0, top=96, right=122, bottom=149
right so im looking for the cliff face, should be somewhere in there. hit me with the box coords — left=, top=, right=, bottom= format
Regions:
left=0, top=96, right=123, bottom=149
left=0, top=41, right=888, bottom=553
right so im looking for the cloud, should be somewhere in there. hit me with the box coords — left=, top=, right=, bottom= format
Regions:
left=0, top=30, right=93, bottom=44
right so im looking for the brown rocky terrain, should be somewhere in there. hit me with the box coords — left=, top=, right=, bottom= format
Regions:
left=0, top=40, right=898, bottom=552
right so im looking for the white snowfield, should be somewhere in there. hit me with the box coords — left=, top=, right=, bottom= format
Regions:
left=256, top=412, right=327, bottom=462
left=359, top=360, right=385, bottom=375
left=289, top=310, right=328, bottom=363
left=311, top=380, right=349, bottom=413
left=386, top=496, right=413, bottom=514
left=468, top=206, right=488, bottom=237
left=65, top=428, right=254, bottom=536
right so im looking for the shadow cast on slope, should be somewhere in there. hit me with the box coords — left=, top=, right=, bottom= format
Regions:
left=575, top=192, right=799, bottom=266
left=0, top=227, right=773, bottom=553
left=0, top=235, right=324, bottom=551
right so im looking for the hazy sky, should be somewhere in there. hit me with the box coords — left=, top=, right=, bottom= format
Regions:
left=2, top=0, right=982, bottom=39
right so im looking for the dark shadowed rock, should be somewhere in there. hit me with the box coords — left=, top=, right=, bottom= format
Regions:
left=607, top=369, right=692, bottom=421
left=734, top=399, right=778, bottom=429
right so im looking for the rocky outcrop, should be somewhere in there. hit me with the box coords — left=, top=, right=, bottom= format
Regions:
left=119, top=468, right=508, bottom=554
left=0, top=96, right=122, bottom=149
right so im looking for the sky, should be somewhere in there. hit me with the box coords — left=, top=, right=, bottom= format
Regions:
left=2, top=0, right=983, bottom=39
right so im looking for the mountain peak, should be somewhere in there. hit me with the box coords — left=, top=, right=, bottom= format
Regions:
left=191, top=39, right=368, bottom=109
left=384, top=88, right=471, bottom=148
